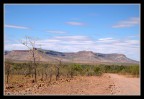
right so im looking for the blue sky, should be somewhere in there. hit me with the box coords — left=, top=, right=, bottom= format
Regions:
left=4, top=4, right=140, bottom=61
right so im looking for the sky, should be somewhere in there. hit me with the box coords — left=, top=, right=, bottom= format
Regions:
left=4, top=4, right=140, bottom=61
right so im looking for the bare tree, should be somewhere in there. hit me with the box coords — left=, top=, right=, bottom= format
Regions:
left=70, top=65, right=74, bottom=78
left=5, top=59, right=12, bottom=84
left=21, top=36, right=41, bottom=82
left=55, top=58, right=62, bottom=81
left=69, top=58, right=75, bottom=78
left=49, top=69, right=52, bottom=83
left=48, top=64, right=53, bottom=83
left=40, top=68, right=44, bottom=81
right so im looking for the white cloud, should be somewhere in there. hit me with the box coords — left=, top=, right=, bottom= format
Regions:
left=36, top=36, right=94, bottom=45
left=98, top=38, right=113, bottom=41
left=97, top=38, right=118, bottom=43
left=112, top=17, right=140, bottom=28
left=46, top=30, right=67, bottom=34
left=128, top=36, right=137, bottom=38
left=94, top=39, right=140, bottom=60
left=60, top=40, right=94, bottom=45
left=4, top=44, right=28, bottom=50
left=36, top=39, right=60, bottom=45
left=4, top=24, right=29, bottom=29
left=54, top=36, right=89, bottom=41
left=4, top=36, right=140, bottom=61
left=66, top=21, right=85, bottom=26
left=124, top=40, right=139, bottom=45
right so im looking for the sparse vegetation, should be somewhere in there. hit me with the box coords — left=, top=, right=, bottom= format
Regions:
left=4, top=61, right=140, bottom=95
left=5, top=62, right=140, bottom=83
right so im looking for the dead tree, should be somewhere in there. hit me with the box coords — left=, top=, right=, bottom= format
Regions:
left=44, top=64, right=48, bottom=81
left=48, top=65, right=53, bottom=83
left=5, top=59, right=12, bottom=84
left=70, top=66, right=74, bottom=78
left=70, top=58, right=75, bottom=78
left=40, top=68, right=44, bottom=81
left=49, top=70, right=52, bottom=82
left=55, top=58, right=62, bottom=81
left=21, top=36, right=41, bottom=82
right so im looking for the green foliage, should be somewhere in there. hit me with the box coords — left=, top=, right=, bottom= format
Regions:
left=5, top=60, right=13, bottom=75
left=5, top=62, right=140, bottom=78
left=72, top=64, right=82, bottom=71
left=124, top=65, right=139, bottom=76
left=93, top=66, right=103, bottom=76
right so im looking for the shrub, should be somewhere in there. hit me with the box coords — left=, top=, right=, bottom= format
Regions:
left=93, top=66, right=103, bottom=76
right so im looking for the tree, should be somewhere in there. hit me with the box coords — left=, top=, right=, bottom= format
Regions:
left=21, top=36, right=41, bottom=82
left=5, top=59, right=12, bottom=84
left=49, top=65, right=53, bottom=83
left=55, top=58, right=62, bottom=81
left=69, top=64, right=74, bottom=78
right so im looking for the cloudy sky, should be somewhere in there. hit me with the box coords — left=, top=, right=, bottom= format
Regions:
left=4, top=4, right=140, bottom=61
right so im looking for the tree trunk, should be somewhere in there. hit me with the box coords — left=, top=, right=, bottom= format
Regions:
left=6, top=64, right=10, bottom=84
left=49, top=73, right=52, bottom=83
left=28, top=63, right=31, bottom=77
left=45, top=73, right=47, bottom=80
left=6, top=73, right=9, bottom=84
left=70, top=70, right=73, bottom=78
left=32, top=50, right=37, bottom=83
left=41, top=69, right=44, bottom=81
left=34, top=67, right=37, bottom=82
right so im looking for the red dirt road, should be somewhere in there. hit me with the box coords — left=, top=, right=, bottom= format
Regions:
left=108, top=73, right=140, bottom=95
left=5, top=73, right=140, bottom=95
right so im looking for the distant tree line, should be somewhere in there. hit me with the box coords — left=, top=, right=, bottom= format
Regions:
left=5, top=61, right=139, bottom=84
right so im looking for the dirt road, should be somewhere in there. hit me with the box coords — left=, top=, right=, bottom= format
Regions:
left=108, top=73, right=140, bottom=95
left=5, top=73, right=140, bottom=95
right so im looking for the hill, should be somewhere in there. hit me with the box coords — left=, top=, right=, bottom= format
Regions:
left=4, top=48, right=139, bottom=64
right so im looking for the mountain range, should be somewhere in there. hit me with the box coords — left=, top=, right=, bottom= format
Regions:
left=4, top=48, right=139, bottom=64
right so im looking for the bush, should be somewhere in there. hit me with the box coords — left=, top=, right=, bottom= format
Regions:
left=126, top=65, right=139, bottom=76
left=93, top=66, right=103, bottom=76
left=4, top=62, right=139, bottom=84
